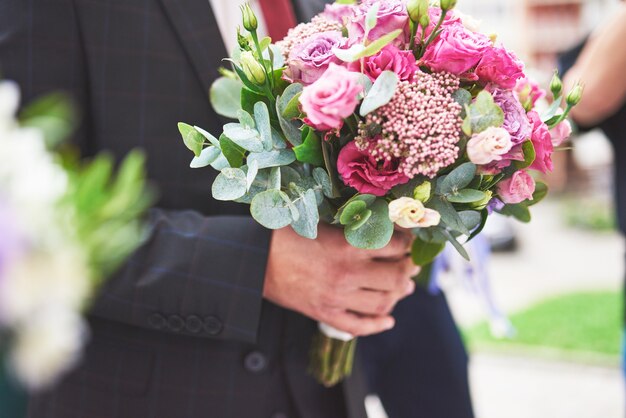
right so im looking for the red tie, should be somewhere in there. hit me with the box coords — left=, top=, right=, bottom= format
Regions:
left=258, top=0, right=298, bottom=41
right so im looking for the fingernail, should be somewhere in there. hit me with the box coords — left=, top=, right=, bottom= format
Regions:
left=385, top=318, right=395, bottom=330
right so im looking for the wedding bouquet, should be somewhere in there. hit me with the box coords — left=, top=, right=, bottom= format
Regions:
left=178, top=0, right=580, bottom=386
left=0, top=80, right=153, bottom=389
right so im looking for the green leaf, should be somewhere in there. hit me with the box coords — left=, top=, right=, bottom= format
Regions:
left=447, top=189, right=486, bottom=204
left=360, top=71, right=398, bottom=116
left=525, top=181, right=548, bottom=207
left=513, top=140, right=536, bottom=170
left=253, top=102, right=273, bottom=152
left=272, top=127, right=288, bottom=149
left=411, top=238, right=446, bottom=267
left=541, top=95, right=563, bottom=123
left=237, top=110, right=256, bottom=129
left=463, top=91, right=504, bottom=135
left=268, top=167, right=281, bottom=190
left=282, top=92, right=302, bottom=120
left=212, top=168, right=247, bottom=201
left=340, top=200, right=368, bottom=225
left=210, top=77, right=243, bottom=119
left=246, top=159, right=259, bottom=191
left=334, top=29, right=403, bottom=62
left=430, top=197, right=470, bottom=235
left=178, top=123, right=205, bottom=157
left=223, top=123, right=263, bottom=152
left=441, top=229, right=470, bottom=261
left=219, top=134, right=245, bottom=168
left=291, top=189, right=320, bottom=239
left=280, top=166, right=302, bottom=187
left=277, top=83, right=304, bottom=146
left=356, top=74, right=373, bottom=97
left=190, top=146, right=221, bottom=168
left=458, top=210, right=482, bottom=231
left=344, top=199, right=394, bottom=250
left=193, top=126, right=221, bottom=148
left=241, top=86, right=269, bottom=116
left=293, top=128, right=324, bottom=166
left=347, top=209, right=372, bottom=231
left=440, top=163, right=477, bottom=195
left=250, top=190, right=294, bottom=229
left=313, top=167, right=333, bottom=198
left=466, top=209, right=489, bottom=243
left=247, top=149, right=296, bottom=169
left=19, top=92, right=76, bottom=147
left=500, top=203, right=532, bottom=223
left=452, top=89, right=472, bottom=109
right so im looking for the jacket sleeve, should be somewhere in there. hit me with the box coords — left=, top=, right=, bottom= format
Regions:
left=0, top=0, right=272, bottom=344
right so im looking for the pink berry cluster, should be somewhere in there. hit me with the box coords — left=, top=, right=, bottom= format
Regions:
left=275, top=16, right=342, bottom=59
left=356, top=71, right=463, bottom=179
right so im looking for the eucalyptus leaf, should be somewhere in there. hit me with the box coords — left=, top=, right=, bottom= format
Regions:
left=430, top=197, right=470, bottom=235
left=277, top=83, right=304, bottom=146
left=246, top=159, right=259, bottom=191
left=223, top=123, right=264, bottom=152
left=500, top=203, right=532, bottom=223
left=178, top=122, right=205, bottom=157
left=212, top=168, right=247, bottom=201
left=268, top=167, right=281, bottom=190
left=247, top=149, right=296, bottom=169
left=272, top=127, right=288, bottom=149
left=463, top=91, right=504, bottom=135
left=344, top=199, right=393, bottom=250
left=193, top=126, right=221, bottom=148
left=190, top=146, right=221, bottom=168
left=254, top=102, right=273, bottom=152
left=282, top=92, right=302, bottom=120
left=411, top=238, right=446, bottom=267
left=250, top=190, right=294, bottom=229
left=356, top=74, right=373, bottom=97
left=440, top=163, right=477, bottom=195
left=210, top=77, right=243, bottom=119
left=237, top=110, right=256, bottom=129
left=291, top=189, right=320, bottom=239
left=210, top=153, right=230, bottom=171
left=219, top=134, right=246, bottom=168
left=340, top=200, right=368, bottom=225
left=442, top=229, right=470, bottom=261
left=281, top=166, right=302, bottom=187
left=447, top=189, right=486, bottom=204
left=458, top=210, right=482, bottom=231
left=360, top=71, right=398, bottom=116
left=541, top=96, right=563, bottom=123
left=313, top=167, right=333, bottom=198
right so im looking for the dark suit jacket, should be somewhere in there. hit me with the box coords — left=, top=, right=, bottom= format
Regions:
left=0, top=0, right=366, bottom=417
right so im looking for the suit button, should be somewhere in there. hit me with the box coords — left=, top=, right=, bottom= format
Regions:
left=244, top=351, right=268, bottom=374
left=168, top=315, right=185, bottom=332
left=185, top=315, right=203, bottom=333
left=148, top=313, right=166, bottom=330
left=204, top=316, right=223, bottom=336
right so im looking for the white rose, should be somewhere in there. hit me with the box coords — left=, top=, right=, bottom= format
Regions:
left=9, top=307, right=87, bottom=390
left=467, top=127, right=513, bottom=165
left=388, top=197, right=441, bottom=229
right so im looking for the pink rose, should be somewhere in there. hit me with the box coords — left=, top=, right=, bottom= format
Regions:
left=322, top=3, right=356, bottom=25
left=421, top=24, right=491, bottom=75
left=467, top=127, right=513, bottom=165
left=528, top=111, right=554, bottom=174
left=300, top=63, right=363, bottom=131
left=497, top=170, right=536, bottom=204
left=476, top=47, right=525, bottom=90
left=479, top=144, right=525, bottom=175
left=550, top=120, right=572, bottom=147
left=348, top=0, right=409, bottom=43
left=515, top=77, right=546, bottom=111
left=337, top=141, right=410, bottom=196
left=284, top=31, right=347, bottom=85
left=348, top=44, right=418, bottom=82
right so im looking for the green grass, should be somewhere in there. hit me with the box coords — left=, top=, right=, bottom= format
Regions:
left=464, top=291, right=623, bottom=357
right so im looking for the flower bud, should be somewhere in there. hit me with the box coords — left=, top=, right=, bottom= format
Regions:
left=440, top=0, right=457, bottom=12
left=413, top=181, right=432, bottom=202
left=566, top=84, right=583, bottom=107
left=550, top=72, right=562, bottom=98
left=407, top=0, right=429, bottom=24
left=419, top=14, right=431, bottom=29
left=240, top=51, right=266, bottom=85
left=240, top=3, right=258, bottom=32
left=237, top=28, right=251, bottom=51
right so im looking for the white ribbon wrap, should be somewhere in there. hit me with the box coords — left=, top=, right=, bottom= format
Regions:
left=318, top=322, right=354, bottom=342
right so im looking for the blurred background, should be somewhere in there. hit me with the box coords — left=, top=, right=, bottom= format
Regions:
left=369, top=0, right=626, bottom=417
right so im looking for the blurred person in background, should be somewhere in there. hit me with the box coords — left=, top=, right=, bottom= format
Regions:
left=560, top=0, right=626, bottom=377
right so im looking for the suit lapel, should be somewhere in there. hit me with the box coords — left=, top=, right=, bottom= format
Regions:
left=158, top=0, right=227, bottom=97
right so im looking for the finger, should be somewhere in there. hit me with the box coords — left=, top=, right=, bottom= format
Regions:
left=354, top=258, right=419, bottom=293
left=321, top=309, right=396, bottom=337
left=369, top=231, right=413, bottom=259
left=341, top=289, right=400, bottom=316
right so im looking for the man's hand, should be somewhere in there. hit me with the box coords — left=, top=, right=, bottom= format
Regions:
left=263, top=223, right=419, bottom=337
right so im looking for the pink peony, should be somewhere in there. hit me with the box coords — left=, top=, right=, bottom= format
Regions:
left=515, top=77, right=546, bottom=111
left=337, top=141, right=410, bottom=196
left=348, top=0, right=409, bottom=43
left=421, top=24, right=492, bottom=75
left=467, top=127, right=513, bottom=165
left=347, top=44, right=418, bottom=82
left=528, top=111, right=554, bottom=174
left=300, top=63, right=363, bottom=131
left=550, top=120, right=572, bottom=147
left=283, top=31, right=347, bottom=85
left=497, top=170, right=536, bottom=204
left=476, top=46, right=525, bottom=89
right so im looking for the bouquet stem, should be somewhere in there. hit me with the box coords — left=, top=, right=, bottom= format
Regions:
left=309, top=328, right=357, bottom=387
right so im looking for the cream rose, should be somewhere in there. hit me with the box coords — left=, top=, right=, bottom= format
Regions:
left=467, top=126, right=513, bottom=165
left=388, top=197, right=441, bottom=229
